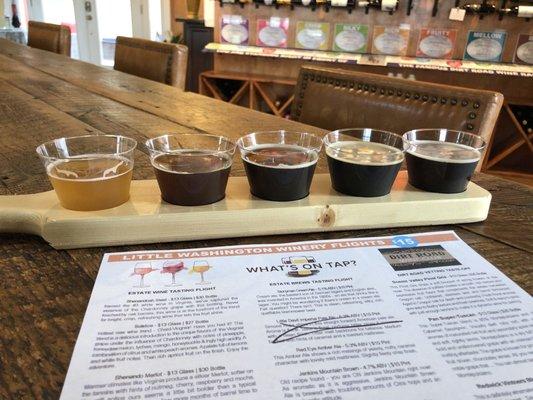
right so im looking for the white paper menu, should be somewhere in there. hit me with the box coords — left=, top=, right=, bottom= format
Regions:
left=60, top=231, right=533, bottom=399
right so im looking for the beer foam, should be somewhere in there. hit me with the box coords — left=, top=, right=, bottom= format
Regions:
left=47, top=155, right=132, bottom=181
left=326, top=141, right=404, bottom=166
left=407, top=140, right=481, bottom=163
left=242, top=144, right=319, bottom=169
left=152, top=151, right=232, bottom=174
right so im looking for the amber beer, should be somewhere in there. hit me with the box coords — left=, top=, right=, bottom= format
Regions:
left=47, top=156, right=133, bottom=211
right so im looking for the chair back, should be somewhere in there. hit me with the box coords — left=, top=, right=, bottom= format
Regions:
left=27, top=21, right=71, bottom=56
left=114, top=36, right=188, bottom=89
left=291, top=66, right=503, bottom=166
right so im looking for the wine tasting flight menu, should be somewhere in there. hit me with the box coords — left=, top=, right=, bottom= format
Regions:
left=61, top=231, right=533, bottom=400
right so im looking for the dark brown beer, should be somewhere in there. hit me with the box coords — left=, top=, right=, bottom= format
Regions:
left=152, top=152, right=232, bottom=206
left=326, top=141, right=404, bottom=197
left=405, top=141, right=481, bottom=193
left=242, top=144, right=319, bottom=201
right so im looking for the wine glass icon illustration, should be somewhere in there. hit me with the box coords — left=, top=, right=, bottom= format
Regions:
left=130, top=262, right=157, bottom=287
left=189, top=260, right=211, bottom=284
left=160, top=261, right=186, bottom=286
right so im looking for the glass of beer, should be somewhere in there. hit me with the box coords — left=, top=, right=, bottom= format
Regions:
left=403, top=129, right=486, bottom=193
left=146, top=134, right=236, bottom=206
left=36, top=135, right=137, bottom=211
left=237, top=131, right=323, bottom=201
left=324, top=128, right=406, bottom=197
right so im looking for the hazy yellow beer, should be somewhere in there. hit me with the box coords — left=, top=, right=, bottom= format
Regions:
left=37, top=135, right=137, bottom=211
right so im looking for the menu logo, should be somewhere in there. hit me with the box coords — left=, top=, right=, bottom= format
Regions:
left=245, top=255, right=322, bottom=277
left=379, top=245, right=461, bottom=271
left=283, top=256, right=320, bottom=278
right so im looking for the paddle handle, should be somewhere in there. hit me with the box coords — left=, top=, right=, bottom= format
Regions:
left=0, top=193, right=44, bottom=235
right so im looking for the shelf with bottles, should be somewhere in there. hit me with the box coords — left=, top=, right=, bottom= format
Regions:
left=214, top=1, right=533, bottom=64
left=220, top=0, right=398, bottom=14
left=205, top=42, right=533, bottom=76
left=219, top=0, right=533, bottom=20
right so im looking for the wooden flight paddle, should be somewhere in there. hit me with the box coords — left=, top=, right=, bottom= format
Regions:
left=0, top=172, right=491, bottom=249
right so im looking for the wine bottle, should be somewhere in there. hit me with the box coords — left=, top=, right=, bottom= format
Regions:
left=357, top=0, right=399, bottom=13
left=329, top=0, right=357, bottom=7
left=500, top=5, right=533, bottom=17
left=461, top=0, right=497, bottom=16
left=253, top=0, right=275, bottom=5
left=292, top=0, right=328, bottom=6
left=220, top=0, right=252, bottom=4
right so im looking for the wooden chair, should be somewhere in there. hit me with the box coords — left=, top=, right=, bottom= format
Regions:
left=27, top=21, right=71, bottom=56
left=114, top=36, right=188, bottom=89
left=291, top=66, right=504, bottom=168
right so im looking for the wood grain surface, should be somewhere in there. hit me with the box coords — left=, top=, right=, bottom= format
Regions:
left=0, top=39, right=531, bottom=399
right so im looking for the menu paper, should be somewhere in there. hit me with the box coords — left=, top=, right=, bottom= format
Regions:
left=514, top=34, right=533, bottom=65
left=60, top=231, right=533, bottom=399
left=464, top=31, right=507, bottom=62
left=257, top=17, right=290, bottom=48
left=220, top=15, right=249, bottom=45
left=333, top=23, right=368, bottom=53
left=416, top=28, right=457, bottom=59
left=372, top=25, right=410, bottom=56
left=296, top=21, right=330, bottom=50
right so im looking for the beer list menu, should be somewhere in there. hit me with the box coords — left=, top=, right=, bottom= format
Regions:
left=61, top=231, right=533, bottom=399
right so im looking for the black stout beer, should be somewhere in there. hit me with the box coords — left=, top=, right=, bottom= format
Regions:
left=405, top=141, right=481, bottom=193
left=152, top=152, right=232, bottom=206
left=326, top=141, right=404, bottom=197
left=146, top=134, right=236, bottom=206
left=238, top=131, right=322, bottom=201
left=242, top=144, right=319, bottom=201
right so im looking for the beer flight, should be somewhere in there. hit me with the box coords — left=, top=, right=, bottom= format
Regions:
left=35, top=128, right=486, bottom=211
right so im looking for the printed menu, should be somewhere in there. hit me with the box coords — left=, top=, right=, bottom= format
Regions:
left=257, top=17, right=290, bottom=48
left=372, top=25, right=410, bottom=56
left=333, top=23, right=368, bottom=53
left=296, top=21, right=330, bottom=50
left=220, top=15, right=249, bottom=45
left=464, top=30, right=507, bottom=62
left=60, top=231, right=533, bottom=399
left=416, top=28, right=457, bottom=59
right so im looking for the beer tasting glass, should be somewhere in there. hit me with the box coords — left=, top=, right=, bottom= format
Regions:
left=36, top=134, right=137, bottom=211
left=324, top=128, right=406, bottom=197
left=403, top=129, right=486, bottom=193
left=145, top=134, right=236, bottom=206
left=237, top=130, right=323, bottom=201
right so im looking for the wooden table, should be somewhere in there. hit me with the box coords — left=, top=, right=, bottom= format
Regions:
left=0, top=39, right=531, bottom=399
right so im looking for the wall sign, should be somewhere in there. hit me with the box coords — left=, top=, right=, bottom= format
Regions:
left=464, top=31, right=507, bottom=62
left=416, top=28, right=457, bottom=59
left=514, top=34, right=533, bottom=65
left=295, top=21, right=330, bottom=51
left=333, top=24, right=368, bottom=53
left=257, top=17, right=290, bottom=48
left=220, top=15, right=249, bottom=45
left=372, top=25, right=410, bottom=56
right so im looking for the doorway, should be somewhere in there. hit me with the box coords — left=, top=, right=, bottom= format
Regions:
left=23, top=0, right=167, bottom=66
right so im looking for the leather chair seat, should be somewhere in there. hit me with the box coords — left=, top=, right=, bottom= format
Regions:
left=291, top=66, right=504, bottom=167
left=114, top=36, right=188, bottom=89
left=27, top=21, right=71, bottom=56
